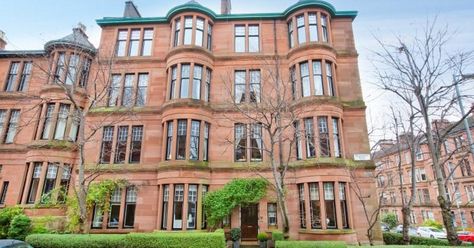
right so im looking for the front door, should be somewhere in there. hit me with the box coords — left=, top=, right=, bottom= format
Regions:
left=241, top=204, right=258, bottom=240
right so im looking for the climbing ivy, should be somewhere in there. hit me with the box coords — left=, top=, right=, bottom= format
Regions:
left=203, top=178, right=268, bottom=228
left=66, top=179, right=127, bottom=232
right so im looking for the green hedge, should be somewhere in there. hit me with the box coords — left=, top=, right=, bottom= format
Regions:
left=276, top=241, right=346, bottom=248
left=272, top=230, right=284, bottom=241
left=383, top=232, right=449, bottom=246
left=26, top=231, right=226, bottom=248
left=26, top=234, right=126, bottom=248
left=125, top=232, right=225, bottom=248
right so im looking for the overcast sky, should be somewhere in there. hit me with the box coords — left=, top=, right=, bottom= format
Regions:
left=1, top=0, right=473, bottom=142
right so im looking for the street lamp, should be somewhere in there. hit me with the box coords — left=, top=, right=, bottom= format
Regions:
left=453, top=73, right=474, bottom=160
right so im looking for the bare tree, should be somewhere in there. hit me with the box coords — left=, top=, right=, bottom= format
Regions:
left=373, top=18, right=473, bottom=245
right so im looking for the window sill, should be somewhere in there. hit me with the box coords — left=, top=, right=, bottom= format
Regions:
left=299, top=229, right=355, bottom=235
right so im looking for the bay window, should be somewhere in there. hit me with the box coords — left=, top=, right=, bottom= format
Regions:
left=292, top=59, right=337, bottom=98
left=288, top=11, right=330, bottom=46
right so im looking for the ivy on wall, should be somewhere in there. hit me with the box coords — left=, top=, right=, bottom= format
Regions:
left=203, top=178, right=268, bottom=228
left=66, top=179, right=127, bottom=232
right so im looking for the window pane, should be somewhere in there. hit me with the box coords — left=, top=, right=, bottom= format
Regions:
left=309, top=183, right=321, bottom=229
left=300, top=62, right=310, bottom=97
left=0, top=182, right=9, bottom=204
left=170, top=66, right=177, bottom=99
left=235, top=124, right=247, bottom=161
left=234, top=71, right=246, bottom=103
left=190, top=120, right=200, bottom=160
left=174, top=20, right=181, bottom=47
left=308, top=13, right=318, bottom=42
left=162, top=185, right=169, bottom=229
left=173, top=185, right=184, bottom=229
left=187, top=185, right=198, bottom=229
left=5, top=110, right=20, bottom=143
left=312, top=61, right=323, bottom=95
left=203, top=123, right=209, bottom=161
left=176, top=120, right=187, bottom=160
left=54, top=53, right=66, bottom=83
left=116, top=30, right=128, bottom=56
left=249, top=70, right=260, bottom=103
left=204, top=69, right=211, bottom=102
left=184, top=17, right=193, bottom=45
left=294, top=121, right=303, bottom=160
left=321, top=15, right=329, bottom=42
left=41, top=104, right=55, bottom=139
left=5, top=62, right=19, bottom=92
left=304, top=118, right=316, bottom=157
left=248, top=25, right=259, bottom=52
left=180, top=65, right=190, bottom=98
left=100, top=126, right=114, bottom=163
left=54, top=104, right=69, bottom=140
left=108, top=74, right=121, bottom=107
left=129, top=126, right=143, bottom=163
left=326, top=63, right=335, bottom=96
left=141, top=29, right=153, bottom=56
left=192, top=65, right=202, bottom=100
left=297, top=15, right=306, bottom=44
left=129, top=29, right=140, bottom=56
left=318, top=117, right=330, bottom=157
left=122, top=74, right=135, bottom=107
left=114, top=126, right=128, bottom=163
left=250, top=123, right=262, bottom=161
left=332, top=118, right=341, bottom=157
left=166, top=121, right=173, bottom=160
left=136, top=73, right=148, bottom=106
left=195, top=18, right=204, bottom=46
left=268, top=203, right=277, bottom=226
left=298, top=184, right=306, bottom=228
left=324, top=182, right=337, bottom=228
left=65, top=54, right=79, bottom=85
left=235, top=25, right=245, bottom=52
left=18, top=62, right=32, bottom=91
left=288, top=21, right=294, bottom=48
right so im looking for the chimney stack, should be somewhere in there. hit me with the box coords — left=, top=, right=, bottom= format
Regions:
left=0, top=30, right=6, bottom=50
left=123, top=1, right=141, bottom=18
left=221, top=0, right=231, bottom=15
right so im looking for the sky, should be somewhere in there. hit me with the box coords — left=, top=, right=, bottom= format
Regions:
left=1, top=0, right=473, bottom=143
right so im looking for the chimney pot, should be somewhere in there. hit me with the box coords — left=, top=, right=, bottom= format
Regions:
left=221, top=0, right=231, bottom=15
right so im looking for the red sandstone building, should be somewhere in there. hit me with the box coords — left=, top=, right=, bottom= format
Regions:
left=374, top=117, right=474, bottom=228
left=0, top=0, right=378, bottom=243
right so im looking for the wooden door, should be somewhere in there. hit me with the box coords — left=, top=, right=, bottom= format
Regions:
left=241, top=204, right=258, bottom=240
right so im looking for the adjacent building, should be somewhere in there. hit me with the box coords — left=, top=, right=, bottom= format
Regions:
left=374, top=117, right=474, bottom=228
left=0, top=0, right=378, bottom=243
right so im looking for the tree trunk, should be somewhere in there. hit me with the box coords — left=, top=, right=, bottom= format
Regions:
left=438, top=196, right=460, bottom=245
left=401, top=207, right=411, bottom=245
left=77, top=114, right=88, bottom=233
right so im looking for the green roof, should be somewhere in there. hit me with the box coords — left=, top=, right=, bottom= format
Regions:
left=96, top=0, right=357, bottom=26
